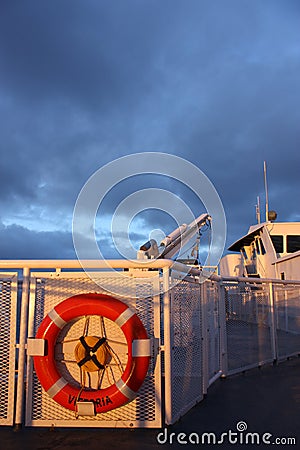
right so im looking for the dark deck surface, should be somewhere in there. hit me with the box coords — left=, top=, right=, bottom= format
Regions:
left=2, top=356, right=300, bottom=449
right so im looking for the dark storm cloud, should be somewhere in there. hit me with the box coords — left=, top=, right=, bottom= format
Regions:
left=0, top=0, right=168, bottom=110
left=0, top=0, right=299, bottom=258
left=0, top=222, right=75, bottom=259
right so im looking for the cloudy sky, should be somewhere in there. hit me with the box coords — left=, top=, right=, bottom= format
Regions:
left=0, top=0, right=299, bottom=263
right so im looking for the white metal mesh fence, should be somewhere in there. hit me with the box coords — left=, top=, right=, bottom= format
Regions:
left=0, top=261, right=299, bottom=429
left=273, top=284, right=300, bottom=359
left=224, top=280, right=300, bottom=375
left=224, top=282, right=274, bottom=374
left=0, top=273, right=18, bottom=426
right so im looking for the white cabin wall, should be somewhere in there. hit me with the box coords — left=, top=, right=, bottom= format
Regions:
left=274, top=252, right=300, bottom=280
left=219, top=253, right=244, bottom=277
left=259, top=228, right=277, bottom=278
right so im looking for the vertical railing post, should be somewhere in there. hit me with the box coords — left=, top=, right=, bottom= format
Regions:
left=284, top=285, right=289, bottom=332
left=219, top=282, right=228, bottom=377
left=15, top=267, right=30, bottom=428
left=201, top=279, right=209, bottom=395
left=269, top=282, right=278, bottom=362
left=162, top=266, right=173, bottom=425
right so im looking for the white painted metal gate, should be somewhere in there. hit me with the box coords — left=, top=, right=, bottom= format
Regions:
left=25, top=271, right=162, bottom=428
left=164, top=278, right=203, bottom=424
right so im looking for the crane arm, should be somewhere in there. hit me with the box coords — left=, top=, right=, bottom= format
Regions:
left=137, top=213, right=211, bottom=260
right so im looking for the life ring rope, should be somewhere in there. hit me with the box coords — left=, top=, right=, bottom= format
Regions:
left=33, top=293, right=151, bottom=415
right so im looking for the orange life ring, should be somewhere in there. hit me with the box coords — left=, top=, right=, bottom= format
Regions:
left=33, top=293, right=150, bottom=414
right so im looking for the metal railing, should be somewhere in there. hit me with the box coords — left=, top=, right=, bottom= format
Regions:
left=0, top=259, right=299, bottom=427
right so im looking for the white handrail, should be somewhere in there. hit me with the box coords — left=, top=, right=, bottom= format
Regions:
left=0, top=259, right=175, bottom=269
left=1, top=259, right=299, bottom=285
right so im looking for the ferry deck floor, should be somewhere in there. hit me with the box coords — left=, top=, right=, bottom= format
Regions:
left=1, top=356, right=299, bottom=449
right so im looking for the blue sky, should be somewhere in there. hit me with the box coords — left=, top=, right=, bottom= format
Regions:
left=0, top=0, right=299, bottom=261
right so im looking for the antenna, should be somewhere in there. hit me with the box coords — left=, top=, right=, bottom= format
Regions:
left=263, top=161, right=269, bottom=222
left=256, top=196, right=261, bottom=224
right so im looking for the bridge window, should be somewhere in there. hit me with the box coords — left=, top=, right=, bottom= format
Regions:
left=255, top=240, right=260, bottom=255
left=287, top=235, right=300, bottom=253
left=251, top=242, right=256, bottom=258
left=270, top=235, right=283, bottom=253
left=259, top=239, right=266, bottom=255
left=241, top=247, right=248, bottom=260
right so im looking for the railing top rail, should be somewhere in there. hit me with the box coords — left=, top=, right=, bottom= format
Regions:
left=0, top=259, right=300, bottom=286
left=170, top=265, right=300, bottom=286
left=0, top=258, right=177, bottom=270
left=210, top=273, right=300, bottom=286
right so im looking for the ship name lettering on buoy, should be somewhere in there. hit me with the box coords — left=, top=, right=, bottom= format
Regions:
left=68, top=394, right=113, bottom=407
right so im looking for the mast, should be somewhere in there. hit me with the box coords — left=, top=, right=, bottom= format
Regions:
left=263, top=161, right=269, bottom=222
left=256, top=196, right=261, bottom=224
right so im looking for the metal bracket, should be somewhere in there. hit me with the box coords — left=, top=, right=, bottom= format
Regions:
left=76, top=401, right=96, bottom=416
left=132, top=337, right=160, bottom=359
left=26, top=338, right=46, bottom=356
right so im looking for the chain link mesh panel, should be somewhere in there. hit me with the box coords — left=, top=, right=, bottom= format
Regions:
left=224, top=282, right=274, bottom=374
left=0, top=273, right=18, bottom=425
left=206, top=280, right=222, bottom=381
left=168, top=279, right=203, bottom=422
left=25, top=271, right=161, bottom=428
left=273, top=284, right=300, bottom=359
